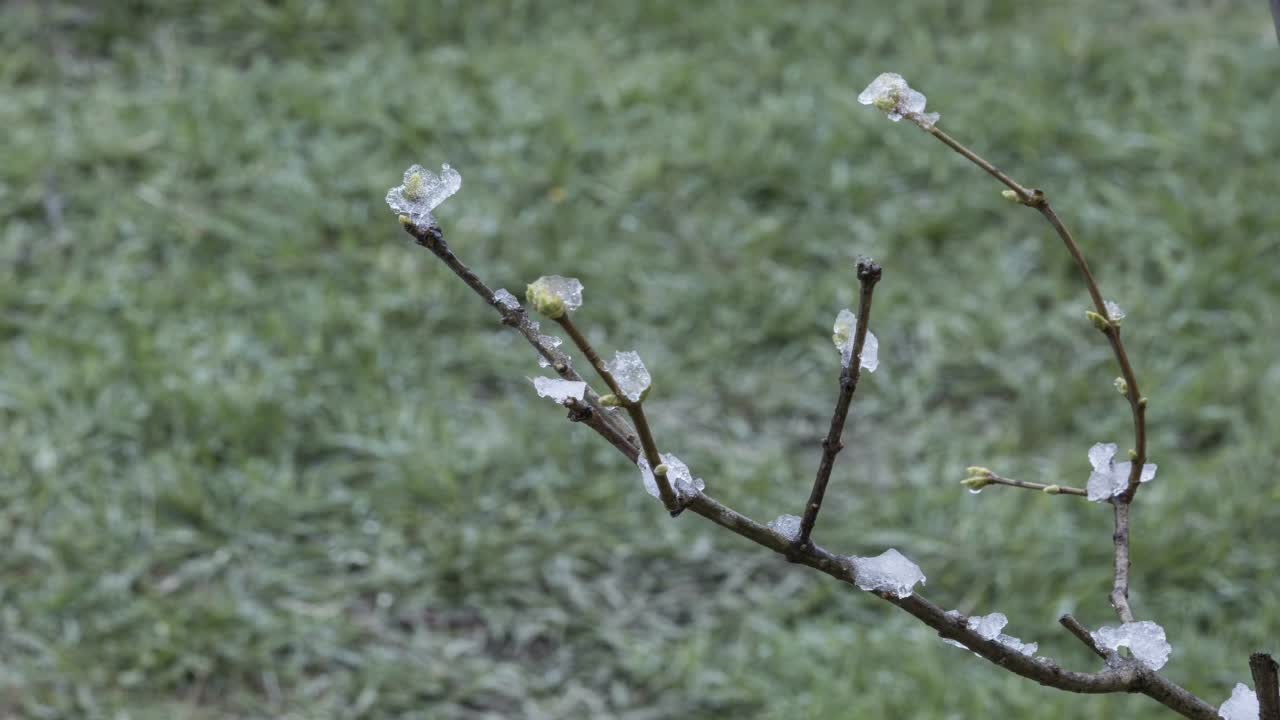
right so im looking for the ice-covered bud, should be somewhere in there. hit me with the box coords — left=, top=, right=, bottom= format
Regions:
left=1086, top=310, right=1112, bottom=332
left=849, top=548, right=925, bottom=598
left=767, top=514, right=803, bottom=542
left=1086, top=442, right=1157, bottom=501
left=1104, top=300, right=1126, bottom=325
left=607, top=350, right=651, bottom=403
left=832, top=309, right=879, bottom=372
left=638, top=454, right=703, bottom=502
left=526, top=275, right=583, bottom=319
left=386, top=163, right=461, bottom=227
left=1218, top=683, right=1260, bottom=720
left=1090, top=621, right=1172, bottom=670
left=1114, top=377, right=1128, bottom=395
left=857, top=72, right=940, bottom=128
left=529, top=377, right=587, bottom=403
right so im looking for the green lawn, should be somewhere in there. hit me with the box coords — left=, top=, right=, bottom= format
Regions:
left=2, top=2, right=1278, bottom=718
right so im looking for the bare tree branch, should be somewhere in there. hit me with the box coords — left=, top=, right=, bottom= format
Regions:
left=794, top=258, right=881, bottom=550
left=967, top=469, right=1089, bottom=497
left=1252, top=652, right=1280, bottom=720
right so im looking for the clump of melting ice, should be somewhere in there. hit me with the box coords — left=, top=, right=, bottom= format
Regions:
left=607, top=350, right=651, bottom=402
left=849, top=549, right=925, bottom=598
left=1218, top=683, right=1260, bottom=720
left=386, top=163, right=462, bottom=226
left=1091, top=621, right=1172, bottom=670
left=1086, top=442, right=1157, bottom=501
left=832, top=309, right=879, bottom=372
left=529, top=377, right=586, bottom=403
left=526, top=275, right=584, bottom=317
left=1104, top=300, right=1126, bottom=323
left=493, top=288, right=521, bottom=311
left=942, top=612, right=1039, bottom=656
left=537, top=335, right=564, bottom=368
left=857, top=72, right=940, bottom=128
left=767, top=514, right=802, bottom=542
left=637, top=454, right=703, bottom=502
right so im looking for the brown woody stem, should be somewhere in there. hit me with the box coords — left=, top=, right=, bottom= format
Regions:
left=1251, top=652, right=1280, bottom=720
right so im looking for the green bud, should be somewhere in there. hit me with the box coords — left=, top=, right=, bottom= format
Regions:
left=1086, top=311, right=1111, bottom=332
left=1113, top=377, right=1128, bottom=395
left=1127, top=448, right=1138, bottom=460
left=598, top=393, right=622, bottom=407
left=526, top=282, right=566, bottom=319
left=1001, top=189, right=1019, bottom=202
left=1043, top=484, right=1061, bottom=495
left=965, top=466, right=992, bottom=477
left=960, top=476, right=990, bottom=490
left=1138, top=396, right=1148, bottom=409
left=403, top=170, right=425, bottom=200
left=398, top=214, right=413, bottom=228
left=654, top=463, right=669, bottom=477
left=872, top=94, right=897, bottom=112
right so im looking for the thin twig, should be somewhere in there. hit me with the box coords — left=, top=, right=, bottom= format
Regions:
left=982, top=473, right=1088, bottom=497
left=556, top=313, right=680, bottom=514
left=794, top=258, right=881, bottom=550
left=1059, top=614, right=1110, bottom=661
left=1251, top=652, right=1280, bottom=720
left=400, top=216, right=1223, bottom=720
left=922, top=124, right=1148, bottom=623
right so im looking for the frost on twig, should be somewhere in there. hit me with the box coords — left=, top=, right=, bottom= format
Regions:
left=607, top=350, right=651, bottom=402
left=1091, top=621, right=1172, bottom=670
left=638, top=454, right=703, bottom=502
left=1218, top=683, right=1260, bottom=720
left=526, top=275, right=585, bottom=319
left=857, top=72, right=940, bottom=129
left=1086, top=443, right=1157, bottom=501
left=832, top=309, right=879, bottom=372
left=493, top=288, right=521, bottom=311
left=767, top=514, right=802, bottom=542
left=849, top=549, right=925, bottom=598
left=385, top=163, right=462, bottom=227
left=942, top=612, right=1039, bottom=656
left=529, top=377, right=587, bottom=403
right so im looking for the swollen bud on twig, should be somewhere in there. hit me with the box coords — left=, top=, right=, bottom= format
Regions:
left=1086, top=311, right=1112, bottom=332
left=1001, top=190, right=1020, bottom=202
left=653, top=463, right=669, bottom=477
left=526, top=275, right=584, bottom=320
left=598, top=393, right=622, bottom=407
left=1127, top=448, right=1138, bottom=460
left=1043, top=485, right=1062, bottom=495
left=1114, top=377, right=1128, bottom=395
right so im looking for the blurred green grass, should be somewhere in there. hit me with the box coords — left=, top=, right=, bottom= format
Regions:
left=1, top=1, right=1278, bottom=718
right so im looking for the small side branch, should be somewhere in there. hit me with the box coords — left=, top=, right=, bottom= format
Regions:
left=1251, top=652, right=1280, bottom=720
left=794, top=258, right=882, bottom=550
left=969, top=470, right=1088, bottom=498
left=1059, top=614, right=1110, bottom=661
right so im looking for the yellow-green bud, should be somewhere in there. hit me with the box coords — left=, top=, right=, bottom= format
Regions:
left=598, top=393, right=622, bottom=407
left=961, top=476, right=990, bottom=490
left=526, top=283, right=566, bottom=319
left=1043, top=484, right=1061, bottom=495
left=872, top=94, right=897, bottom=112
left=398, top=214, right=413, bottom=228
left=403, top=170, right=425, bottom=200
left=1114, top=377, right=1128, bottom=395
left=1127, top=448, right=1138, bottom=460
left=654, top=463, right=669, bottom=477
left=1001, top=189, right=1019, bottom=202
left=965, top=466, right=992, bottom=477
left=1086, top=311, right=1111, bottom=332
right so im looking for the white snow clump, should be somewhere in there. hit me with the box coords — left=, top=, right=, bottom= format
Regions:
left=850, top=549, right=925, bottom=598
left=767, top=514, right=803, bottom=542
left=857, top=72, right=939, bottom=128
left=832, top=309, right=879, bottom=372
left=386, top=163, right=462, bottom=226
left=1218, top=683, right=1260, bottom=720
left=607, top=350, right=651, bottom=402
left=1086, top=442, right=1157, bottom=501
left=1091, top=621, right=1172, bottom=670
left=529, top=377, right=586, bottom=403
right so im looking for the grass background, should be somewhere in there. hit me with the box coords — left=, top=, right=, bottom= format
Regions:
left=2, top=1, right=1278, bottom=718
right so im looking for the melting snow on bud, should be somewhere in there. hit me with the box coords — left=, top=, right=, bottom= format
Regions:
left=850, top=549, right=924, bottom=598
left=537, top=335, right=563, bottom=368
left=1090, top=621, right=1172, bottom=670
left=1218, top=683, right=1260, bottom=720
left=526, top=275, right=584, bottom=318
left=529, top=377, right=586, bottom=403
left=386, top=163, right=462, bottom=226
left=493, top=288, right=521, bottom=311
left=1104, top=300, right=1126, bottom=322
left=608, top=350, right=651, bottom=402
left=857, top=72, right=940, bottom=128
left=1086, top=442, right=1157, bottom=501
left=832, top=309, right=879, bottom=372
left=942, top=612, right=1039, bottom=656
left=638, top=455, right=702, bottom=502
left=767, top=514, right=802, bottom=542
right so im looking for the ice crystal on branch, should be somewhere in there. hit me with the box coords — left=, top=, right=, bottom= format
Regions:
left=857, top=72, right=939, bottom=128
left=942, top=612, right=1039, bottom=656
left=1091, top=621, right=1172, bottom=670
left=1218, top=683, right=1260, bottom=720
left=493, top=288, right=521, bottom=311
left=849, top=549, right=925, bottom=598
left=832, top=309, right=879, bottom=372
left=767, top=514, right=802, bottom=542
left=607, top=350, right=651, bottom=402
left=1086, top=442, right=1157, bottom=501
left=638, top=455, right=701, bottom=503
left=526, top=275, right=584, bottom=319
left=385, top=163, right=461, bottom=226
left=1104, top=299, right=1126, bottom=323
left=537, top=335, right=563, bottom=368
left=529, top=377, right=586, bottom=403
